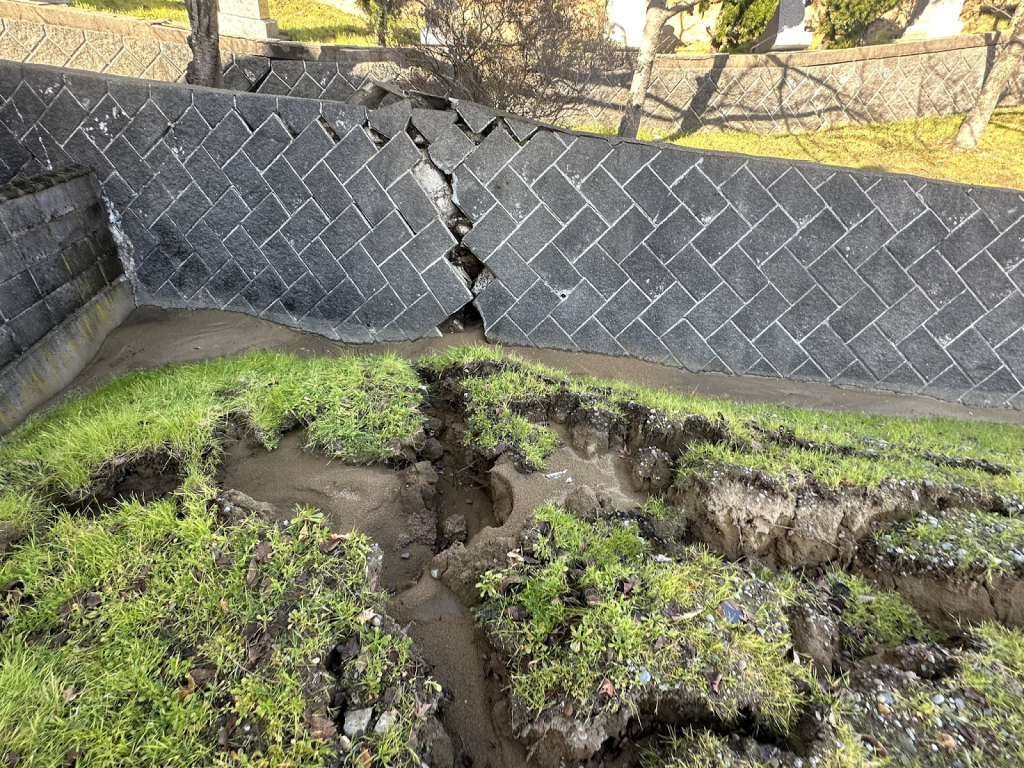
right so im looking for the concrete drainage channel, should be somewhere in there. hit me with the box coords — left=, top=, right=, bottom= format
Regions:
left=53, top=361, right=1024, bottom=768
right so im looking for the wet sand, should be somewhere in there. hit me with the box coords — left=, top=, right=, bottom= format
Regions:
left=56, top=306, right=1024, bottom=425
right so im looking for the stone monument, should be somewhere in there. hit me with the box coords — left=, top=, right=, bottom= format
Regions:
left=751, top=0, right=812, bottom=52
left=218, top=0, right=280, bottom=40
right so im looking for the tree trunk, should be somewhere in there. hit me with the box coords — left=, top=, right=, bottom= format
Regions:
left=377, top=22, right=388, bottom=47
left=953, top=2, right=1024, bottom=150
left=617, top=2, right=675, bottom=138
left=185, top=0, right=223, bottom=88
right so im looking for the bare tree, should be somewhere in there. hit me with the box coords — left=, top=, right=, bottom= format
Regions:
left=953, top=1, right=1024, bottom=150
left=357, top=0, right=412, bottom=46
left=413, top=0, right=620, bottom=123
left=617, top=0, right=700, bottom=138
left=184, top=0, right=222, bottom=88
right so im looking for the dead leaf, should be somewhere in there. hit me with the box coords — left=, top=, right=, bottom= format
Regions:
left=861, top=734, right=889, bottom=758
left=357, top=609, right=379, bottom=625
left=61, top=685, right=79, bottom=703
left=217, top=727, right=230, bottom=748
left=599, top=678, right=617, bottom=699
left=654, top=635, right=668, bottom=650
left=219, top=598, right=229, bottom=614
left=245, top=559, right=258, bottom=588
left=415, top=697, right=432, bottom=720
left=707, top=671, right=722, bottom=694
left=562, top=702, right=574, bottom=717
left=307, top=715, right=336, bottom=740
left=622, top=576, right=641, bottom=595
left=356, top=750, right=372, bottom=768
left=254, top=540, right=272, bottom=563
left=502, top=605, right=527, bottom=622
left=937, top=733, right=958, bottom=752
left=213, top=548, right=232, bottom=567
left=176, top=674, right=196, bottom=704
left=318, top=533, right=349, bottom=554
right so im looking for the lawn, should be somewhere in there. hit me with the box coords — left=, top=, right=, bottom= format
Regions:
left=664, top=107, right=1024, bottom=191
left=66, top=0, right=417, bottom=45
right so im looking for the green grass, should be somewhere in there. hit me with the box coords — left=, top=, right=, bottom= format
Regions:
left=0, top=498, right=436, bottom=768
left=66, top=0, right=417, bottom=45
left=0, top=351, right=440, bottom=767
left=580, top=107, right=1024, bottom=191
left=419, top=346, right=1024, bottom=497
left=869, top=508, right=1024, bottom=577
left=0, top=350, right=423, bottom=502
left=822, top=571, right=935, bottom=657
left=477, top=504, right=810, bottom=729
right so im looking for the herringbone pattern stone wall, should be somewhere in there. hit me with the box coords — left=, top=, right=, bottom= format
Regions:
left=2, top=60, right=1022, bottom=409
left=0, top=62, right=472, bottom=342
left=466, top=131, right=1024, bottom=408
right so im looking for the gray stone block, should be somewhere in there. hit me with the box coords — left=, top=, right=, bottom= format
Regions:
left=988, top=218, right=1024, bottom=270
left=265, top=155, right=310, bottom=212
left=732, top=284, right=788, bottom=338
left=868, top=176, right=926, bottom=230
left=575, top=244, right=628, bottom=298
left=738, top=207, right=795, bottom=263
left=241, top=194, right=288, bottom=245
left=303, top=161, right=352, bottom=219
left=396, top=292, right=449, bottom=336
left=366, top=131, right=419, bottom=189
left=507, top=279, right=560, bottom=333
left=223, top=153, right=271, bottom=207
left=572, top=316, right=625, bottom=357
left=579, top=167, right=631, bottom=225
left=886, top=210, right=948, bottom=267
left=936, top=213, right=999, bottom=268
left=621, top=244, right=674, bottom=299
left=284, top=122, right=335, bottom=178
left=858, top=249, right=913, bottom=304
left=602, top=141, right=657, bottom=184
left=550, top=279, right=603, bottom=335
left=514, top=131, right=567, bottom=184
left=325, top=126, right=376, bottom=183
left=360, top=210, right=412, bottom=264
left=849, top=325, right=904, bottom=379
left=40, top=89, right=89, bottom=146
left=721, top=168, right=775, bottom=225
left=531, top=315, right=578, bottom=352
left=488, top=165, right=539, bottom=222
left=557, top=136, right=611, bottom=185
left=975, top=292, right=1024, bottom=346
left=640, top=282, right=693, bottom=337
left=918, top=182, right=978, bottom=231
left=709, top=321, right=761, bottom=373
left=907, top=250, right=967, bottom=307
left=663, top=319, right=716, bottom=370
left=388, top=172, right=437, bottom=233
left=753, top=323, right=807, bottom=376
left=553, top=207, right=605, bottom=262
left=666, top=245, right=720, bottom=300
left=767, top=169, right=825, bottom=226
left=455, top=100, right=497, bottom=134
left=530, top=244, right=581, bottom=295
left=241, top=114, right=291, bottom=171
left=422, top=259, right=471, bottom=315
left=461, top=124, right=518, bottom=183
left=484, top=243, right=539, bottom=297
left=779, top=285, right=836, bottom=340
left=624, top=166, right=671, bottom=221
left=380, top=251, right=428, bottom=305
left=833, top=210, right=893, bottom=267
left=810, top=248, right=866, bottom=305
left=507, top=206, right=561, bottom=257
left=692, top=207, right=748, bottom=262
left=345, top=167, right=392, bottom=226
left=429, top=125, right=475, bottom=175
left=875, top=288, right=936, bottom=344
left=412, top=108, right=456, bottom=142
left=474, top=280, right=516, bottom=327
left=925, top=291, right=985, bottom=344
left=406, top=219, right=457, bottom=272
left=463, top=206, right=515, bottom=259
left=452, top=166, right=497, bottom=220
left=648, top=147, right=698, bottom=186
left=7, top=299, right=54, bottom=349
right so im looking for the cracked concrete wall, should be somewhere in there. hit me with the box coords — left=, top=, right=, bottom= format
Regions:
left=2, top=59, right=1023, bottom=409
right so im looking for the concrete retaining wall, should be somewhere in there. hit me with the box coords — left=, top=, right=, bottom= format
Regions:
left=1, top=60, right=1022, bottom=410
left=0, top=163, right=134, bottom=433
left=1, top=0, right=1023, bottom=135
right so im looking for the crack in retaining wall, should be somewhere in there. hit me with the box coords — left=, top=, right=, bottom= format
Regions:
left=1, top=58, right=1023, bottom=410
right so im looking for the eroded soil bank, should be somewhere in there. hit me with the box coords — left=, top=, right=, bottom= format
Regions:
left=6, top=313, right=1024, bottom=768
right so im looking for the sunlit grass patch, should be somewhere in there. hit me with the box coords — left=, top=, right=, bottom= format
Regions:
left=0, top=498, right=437, bottom=767
left=0, top=350, right=424, bottom=498
left=477, top=504, right=810, bottom=729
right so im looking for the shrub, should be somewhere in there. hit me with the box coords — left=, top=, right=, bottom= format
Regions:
left=712, top=0, right=780, bottom=51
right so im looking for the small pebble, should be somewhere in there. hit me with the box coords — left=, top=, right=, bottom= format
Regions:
left=401, top=553, right=411, bottom=560
left=465, top=498, right=473, bottom=505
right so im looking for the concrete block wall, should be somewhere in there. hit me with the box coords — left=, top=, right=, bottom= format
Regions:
left=0, top=163, right=123, bottom=371
left=2, top=60, right=1022, bottom=409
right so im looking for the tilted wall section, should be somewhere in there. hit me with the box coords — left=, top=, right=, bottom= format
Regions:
left=1, top=0, right=1023, bottom=135
left=0, top=163, right=123, bottom=370
left=1, top=60, right=1022, bottom=409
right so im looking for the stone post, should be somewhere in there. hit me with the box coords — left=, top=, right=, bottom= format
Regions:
left=751, top=0, right=812, bottom=52
left=218, top=0, right=280, bottom=39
